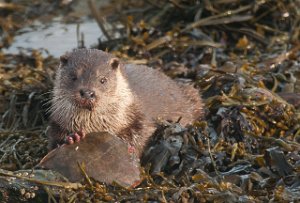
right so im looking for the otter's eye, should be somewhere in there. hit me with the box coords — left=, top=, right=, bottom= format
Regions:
left=71, top=75, right=77, bottom=81
left=100, top=77, right=107, bottom=84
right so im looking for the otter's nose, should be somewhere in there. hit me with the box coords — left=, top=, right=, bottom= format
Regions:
left=79, top=89, right=95, bottom=99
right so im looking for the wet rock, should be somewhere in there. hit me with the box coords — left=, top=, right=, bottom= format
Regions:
left=37, top=132, right=140, bottom=187
left=278, top=92, right=300, bottom=109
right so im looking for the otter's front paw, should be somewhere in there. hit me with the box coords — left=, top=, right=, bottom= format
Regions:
left=65, top=131, right=86, bottom=145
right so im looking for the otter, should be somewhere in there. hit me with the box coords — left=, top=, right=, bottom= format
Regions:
left=47, top=49, right=203, bottom=157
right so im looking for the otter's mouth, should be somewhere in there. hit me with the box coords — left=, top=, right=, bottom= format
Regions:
left=75, top=98, right=95, bottom=111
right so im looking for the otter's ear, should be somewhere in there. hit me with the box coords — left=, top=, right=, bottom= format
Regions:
left=109, top=58, right=120, bottom=70
left=60, top=53, right=69, bottom=66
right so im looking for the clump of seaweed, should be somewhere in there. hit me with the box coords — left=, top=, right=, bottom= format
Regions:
left=0, top=50, right=56, bottom=172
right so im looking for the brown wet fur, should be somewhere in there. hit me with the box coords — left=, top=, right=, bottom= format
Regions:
left=47, top=49, right=204, bottom=157
left=124, top=64, right=203, bottom=126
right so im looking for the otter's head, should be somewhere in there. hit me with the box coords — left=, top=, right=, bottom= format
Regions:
left=53, top=49, right=124, bottom=111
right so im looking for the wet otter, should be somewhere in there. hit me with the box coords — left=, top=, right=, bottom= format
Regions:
left=47, top=49, right=203, bottom=156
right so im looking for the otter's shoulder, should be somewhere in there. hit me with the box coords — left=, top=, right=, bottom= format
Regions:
left=123, top=63, right=165, bottom=76
left=123, top=63, right=177, bottom=86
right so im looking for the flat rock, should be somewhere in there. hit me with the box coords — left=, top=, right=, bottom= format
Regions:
left=37, top=132, right=140, bottom=187
left=278, top=92, right=300, bottom=109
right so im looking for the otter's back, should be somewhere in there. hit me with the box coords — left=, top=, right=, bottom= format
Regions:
left=124, top=64, right=203, bottom=125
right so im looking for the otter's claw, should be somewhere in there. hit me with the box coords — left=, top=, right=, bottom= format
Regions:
left=65, top=131, right=86, bottom=145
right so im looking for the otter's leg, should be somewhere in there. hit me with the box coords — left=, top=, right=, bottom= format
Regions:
left=46, top=121, right=67, bottom=150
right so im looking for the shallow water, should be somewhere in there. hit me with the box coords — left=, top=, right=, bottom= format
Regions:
left=4, top=18, right=104, bottom=57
